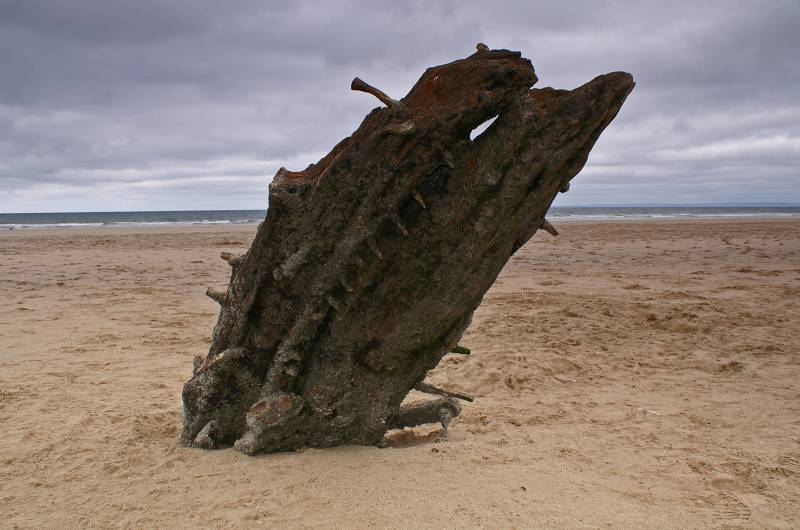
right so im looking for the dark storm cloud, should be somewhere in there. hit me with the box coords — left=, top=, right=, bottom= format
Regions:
left=1, top=0, right=798, bottom=211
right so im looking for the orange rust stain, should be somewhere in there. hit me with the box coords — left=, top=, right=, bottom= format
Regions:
left=277, top=394, right=293, bottom=411
left=249, top=400, right=268, bottom=415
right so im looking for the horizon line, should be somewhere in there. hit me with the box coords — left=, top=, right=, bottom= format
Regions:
left=2, top=203, right=800, bottom=215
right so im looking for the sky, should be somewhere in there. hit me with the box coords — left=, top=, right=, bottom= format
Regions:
left=1, top=0, right=798, bottom=212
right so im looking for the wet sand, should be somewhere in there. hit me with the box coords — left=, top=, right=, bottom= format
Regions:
left=1, top=219, right=798, bottom=528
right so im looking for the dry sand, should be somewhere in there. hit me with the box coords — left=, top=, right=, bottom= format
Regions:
left=1, top=219, right=799, bottom=528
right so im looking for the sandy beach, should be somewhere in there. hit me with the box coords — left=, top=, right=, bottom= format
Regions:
left=1, top=219, right=798, bottom=528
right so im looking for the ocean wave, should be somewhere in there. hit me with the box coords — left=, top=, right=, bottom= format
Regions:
left=2, top=208, right=798, bottom=229
left=1, top=220, right=260, bottom=229
left=549, top=212, right=800, bottom=220
left=1, top=222, right=106, bottom=229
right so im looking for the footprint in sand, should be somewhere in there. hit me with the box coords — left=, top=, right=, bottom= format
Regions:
left=778, top=455, right=800, bottom=476
left=711, top=494, right=751, bottom=529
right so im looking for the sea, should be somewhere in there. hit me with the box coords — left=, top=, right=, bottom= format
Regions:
left=1, top=207, right=799, bottom=230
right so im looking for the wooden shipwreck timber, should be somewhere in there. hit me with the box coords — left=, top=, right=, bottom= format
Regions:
left=181, top=44, right=634, bottom=455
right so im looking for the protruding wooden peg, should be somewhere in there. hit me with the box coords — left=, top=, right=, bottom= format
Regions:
left=205, top=286, right=227, bottom=304
left=389, top=214, right=409, bottom=237
left=193, top=355, right=204, bottom=375
left=450, top=345, right=471, bottom=355
left=367, top=239, right=383, bottom=260
left=220, top=251, right=243, bottom=268
left=413, top=191, right=427, bottom=209
left=382, top=120, right=416, bottom=136
left=541, top=219, right=559, bottom=237
left=414, top=381, right=474, bottom=402
left=351, top=77, right=402, bottom=109
left=339, top=277, right=354, bottom=293
left=273, top=246, right=309, bottom=281
left=194, top=347, right=245, bottom=375
left=325, top=294, right=341, bottom=312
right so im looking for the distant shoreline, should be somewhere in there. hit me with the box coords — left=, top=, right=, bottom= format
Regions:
left=2, top=206, right=799, bottom=230
left=3, top=217, right=800, bottom=235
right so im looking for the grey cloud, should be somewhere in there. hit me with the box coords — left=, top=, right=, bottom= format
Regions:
left=0, top=0, right=798, bottom=212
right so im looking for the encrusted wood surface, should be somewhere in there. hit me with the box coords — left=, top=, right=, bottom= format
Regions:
left=180, top=45, right=634, bottom=454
